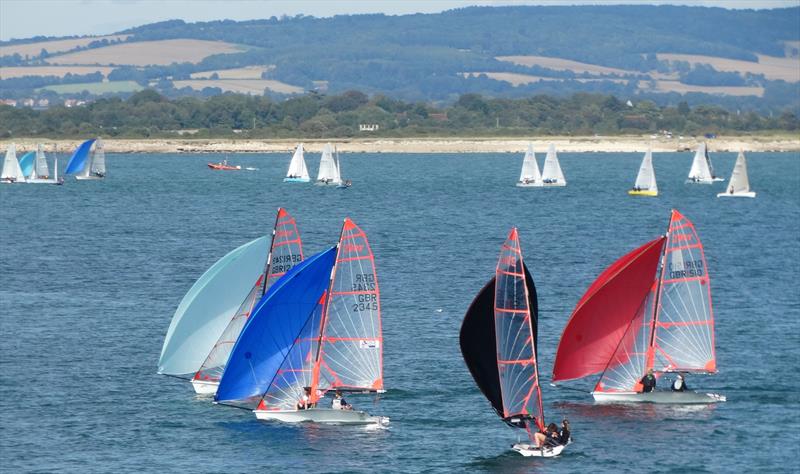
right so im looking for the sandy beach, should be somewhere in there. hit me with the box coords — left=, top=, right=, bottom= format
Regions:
left=3, top=135, right=798, bottom=154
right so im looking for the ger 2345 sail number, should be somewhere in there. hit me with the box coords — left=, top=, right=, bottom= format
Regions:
left=351, top=273, right=377, bottom=312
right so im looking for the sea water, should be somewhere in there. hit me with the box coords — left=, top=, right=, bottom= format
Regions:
left=1, top=151, right=798, bottom=473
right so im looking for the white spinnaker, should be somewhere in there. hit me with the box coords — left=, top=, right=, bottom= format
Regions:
left=725, top=151, right=751, bottom=194
left=519, top=144, right=542, bottom=183
left=34, top=145, right=50, bottom=178
left=542, top=144, right=566, bottom=183
left=634, top=149, right=657, bottom=191
left=91, top=139, right=106, bottom=175
left=1, top=144, right=25, bottom=181
left=688, top=143, right=712, bottom=181
left=158, top=236, right=269, bottom=376
left=287, top=144, right=310, bottom=179
left=316, top=144, right=339, bottom=183
left=652, top=211, right=716, bottom=373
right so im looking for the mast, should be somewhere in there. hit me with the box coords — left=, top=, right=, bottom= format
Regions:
left=645, top=211, right=673, bottom=371
left=260, top=209, right=283, bottom=297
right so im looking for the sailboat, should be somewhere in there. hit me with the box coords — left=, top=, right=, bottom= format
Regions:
left=541, top=144, right=566, bottom=186
left=516, top=143, right=543, bottom=187
left=284, top=144, right=311, bottom=182
left=216, top=218, right=388, bottom=426
left=717, top=151, right=756, bottom=198
left=158, top=236, right=269, bottom=379
left=191, top=209, right=304, bottom=395
left=315, top=144, right=342, bottom=186
left=552, top=210, right=725, bottom=404
left=461, top=228, right=567, bottom=457
left=334, top=147, right=352, bottom=188
left=26, top=145, right=63, bottom=184
left=1, top=144, right=26, bottom=183
left=18, top=150, right=36, bottom=178
left=686, top=142, right=723, bottom=183
left=628, top=148, right=658, bottom=196
left=65, top=138, right=106, bottom=180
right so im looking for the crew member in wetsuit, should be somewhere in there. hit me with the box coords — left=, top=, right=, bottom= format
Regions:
left=671, top=373, right=688, bottom=392
left=558, top=419, right=571, bottom=445
left=639, top=368, right=656, bottom=393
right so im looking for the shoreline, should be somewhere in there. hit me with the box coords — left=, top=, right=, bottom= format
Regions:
left=2, top=135, right=799, bottom=153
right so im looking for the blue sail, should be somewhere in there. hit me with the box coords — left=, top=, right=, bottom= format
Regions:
left=64, top=138, right=96, bottom=175
left=215, top=246, right=337, bottom=404
left=18, top=151, right=35, bottom=177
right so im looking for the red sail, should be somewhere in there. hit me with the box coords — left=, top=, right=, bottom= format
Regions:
left=552, top=236, right=666, bottom=382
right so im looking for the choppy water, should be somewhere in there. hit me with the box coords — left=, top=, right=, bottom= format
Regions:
left=1, top=150, right=799, bottom=473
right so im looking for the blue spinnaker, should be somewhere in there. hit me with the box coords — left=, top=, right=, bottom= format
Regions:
left=64, top=138, right=96, bottom=175
left=18, top=151, right=35, bottom=177
left=215, top=246, right=337, bottom=404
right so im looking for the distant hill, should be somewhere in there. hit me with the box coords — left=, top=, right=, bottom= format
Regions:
left=1, top=5, right=798, bottom=112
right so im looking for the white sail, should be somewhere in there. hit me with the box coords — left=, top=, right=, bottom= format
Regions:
left=91, top=139, right=106, bottom=176
left=517, top=143, right=542, bottom=186
left=718, top=151, right=755, bottom=197
left=687, top=143, right=714, bottom=182
left=1, top=144, right=25, bottom=183
left=285, top=143, right=310, bottom=181
left=33, top=144, right=50, bottom=179
left=541, top=144, right=566, bottom=186
left=316, top=144, right=341, bottom=185
left=633, top=148, right=657, bottom=192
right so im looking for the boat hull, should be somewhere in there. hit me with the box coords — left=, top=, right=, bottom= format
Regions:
left=191, top=379, right=219, bottom=395
left=254, top=407, right=389, bottom=425
left=516, top=182, right=543, bottom=187
left=283, top=177, right=310, bottom=182
left=512, top=443, right=566, bottom=457
left=592, top=390, right=726, bottom=404
left=541, top=182, right=566, bottom=187
left=628, top=189, right=658, bottom=196
left=314, top=181, right=341, bottom=186
left=717, top=191, right=756, bottom=198
left=686, top=177, right=724, bottom=184
left=75, top=175, right=104, bottom=180
left=208, top=163, right=241, bottom=170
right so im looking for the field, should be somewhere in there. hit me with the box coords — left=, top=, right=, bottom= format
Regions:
left=495, top=55, right=634, bottom=76
left=190, top=65, right=274, bottom=79
left=647, top=80, right=764, bottom=97
left=172, top=78, right=303, bottom=95
left=658, top=53, right=800, bottom=82
left=46, top=39, right=245, bottom=66
left=38, top=81, right=143, bottom=94
left=0, top=66, right=115, bottom=79
left=463, top=72, right=628, bottom=86
left=0, top=35, right=129, bottom=58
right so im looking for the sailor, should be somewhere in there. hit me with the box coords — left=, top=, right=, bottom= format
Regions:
left=639, top=368, right=656, bottom=393
left=296, top=387, right=313, bottom=410
left=558, top=419, right=571, bottom=445
left=331, top=390, right=352, bottom=410
left=671, top=374, right=688, bottom=392
left=533, top=422, right=559, bottom=448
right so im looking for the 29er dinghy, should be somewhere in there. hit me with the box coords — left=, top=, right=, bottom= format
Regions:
left=552, top=210, right=725, bottom=404
left=191, top=209, right=304, bottom=394
left=717, top=151, right=756, bottom=198
left=461, top=228, right=567, bottom=457
left=216, top=219, right=388, bottom=426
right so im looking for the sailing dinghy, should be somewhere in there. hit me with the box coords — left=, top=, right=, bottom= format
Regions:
left=717, top=151, right=756, bottom=198
left=284, top=144, right=311, bottom=182
left=334, top=147, right=352, bottom=188
left=26, top=145, right=63, bottom=184
left=461, top=228, right=567, bottom=457
left=315, top=144, right=342, bottom=186
left=18, top=150, right=35, bottom=178
left=686, top=143, right=723, bottom=183
left=628, top=148, right=658, bottom=196
left=541, top=144, right=566, bottom=186
left=65, top=138, right=106, bottom=180
left=191, top=209, right=304, bottom=395
left=216, top=218, right=388, bottom=426
left=552, top=210, right=725, bottom=404
left=516, top=143, right=543, bottom=187
left=1, top=144, right=26, bottom=183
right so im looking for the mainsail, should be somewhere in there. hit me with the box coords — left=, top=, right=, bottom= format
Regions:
left=1, top=144, right=25, bottom=182
left=687, top=143, right=715, bottom=182
left=723, top=151, right=752, bottom=195
left=286, top=144, right=310, bottom=181
left=194, top=209, right=304, bottom=384
left=91, top=139, right=106, bottom=176
left=65, top=138, right=96, bottom=175
left=518, top=144, right=542, bottom=185
left=33, top=145, right=50, bottom=179
left=542, top=144, right=566, bottom=185
left=316, top=144, right=341, bottom=185
left=633, top=148, right=657, bottom=192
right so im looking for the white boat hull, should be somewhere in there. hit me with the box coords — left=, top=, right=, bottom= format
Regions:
left=516, top=182, right=543, bottom=188
left=717, top=191, right=756, bottom=198
left=283, top=177, right=310, bottom=182
left=512, top=443, right=566, bottom=457
left=191, top=379, right=219, bottom=395
left=686, top=177, right=724, bottom=184
left=26, top=178, right=59, bottom=184
left=254, top=407, right=389, bottom=426
left=75, top=175, right=104, bottom=180
left=541, top=182, right=566, bottom=187
left=592, top=390, right=726, bottom=404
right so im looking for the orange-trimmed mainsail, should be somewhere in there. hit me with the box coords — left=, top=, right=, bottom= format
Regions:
left=194, top=208, right=304, bottom=383
left=310, top=218, right=383, bottom=402
left=494, top=228, right=544, bottom=432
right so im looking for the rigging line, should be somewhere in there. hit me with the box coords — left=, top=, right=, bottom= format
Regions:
left=597, top=293, right=651, bottom=390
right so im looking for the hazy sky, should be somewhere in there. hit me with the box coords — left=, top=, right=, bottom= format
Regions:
left=1, top=0, right=796, bottom=41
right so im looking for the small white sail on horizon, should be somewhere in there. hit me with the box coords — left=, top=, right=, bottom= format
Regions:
left=1, top=144, right=26, bottom=183
left=717, top=151, right=756, bottom=198
left=284, top=143, right=310, bottom=182
left=316, top=143, right=342, bottom=186
left=516, top=143, right=542, bottom=187
left=687, top=142, right=723, bottom=184
left=629, top=148, right=658, bottom=196
left=334, top=147, right=351, bottom=188
left=541, top=144, right=566, bottom=186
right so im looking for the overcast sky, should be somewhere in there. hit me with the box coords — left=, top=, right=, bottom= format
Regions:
left=1, top=0, right=796, bottom=41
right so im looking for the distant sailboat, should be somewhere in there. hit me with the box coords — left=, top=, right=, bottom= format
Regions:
left=516, top=143, right=542, bottom=187
left=315, top=143, right=342, bottom=186
left=284, top=144, right=310, bottom=182
left=541, top=144, right=566, bottom=186
left=686, top=142, right=723, bottom=183
left=552, top=210, right=726, bottom=404
left=461, top=228, right=568, bottom=457
left=335, top=147, right=351, bottom=188
left=191, top=209, right=304, bottom=395
left=26, top=145, right=63, bottom=184
left=18, top=150, right=36, bottom=178
left=717, top=151, right=756, bottom=198
left=65, top=138, right=106, bottom=180
left=628, top=148, right=658, bottom=196
left=1, top=144, right=26, bottom=184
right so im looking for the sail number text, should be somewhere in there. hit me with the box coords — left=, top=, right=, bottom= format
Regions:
left=669, top=259, right=704, bottom=279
